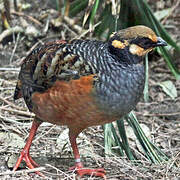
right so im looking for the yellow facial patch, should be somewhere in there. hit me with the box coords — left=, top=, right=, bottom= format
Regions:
left=129, top=44, right=153, bottom=56
left=112, top=40, right=128, bottom=49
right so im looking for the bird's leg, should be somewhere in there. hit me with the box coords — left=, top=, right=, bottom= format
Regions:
left=69, top=132, right=106, bottom=179
left=13, top=120, right=43, bottom=176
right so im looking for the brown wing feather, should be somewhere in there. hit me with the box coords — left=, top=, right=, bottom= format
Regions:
left=14, top=40, right=97, bottom=111
left=14, top=40, right=67, bottom=101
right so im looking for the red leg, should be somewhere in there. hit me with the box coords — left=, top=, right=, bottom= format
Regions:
left=13, top=120, right=44, bottom=176
left=69, top=131, right=106, bottom=179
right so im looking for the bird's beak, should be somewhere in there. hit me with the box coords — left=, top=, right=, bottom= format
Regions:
left=155, top=37, right=167, bottom=47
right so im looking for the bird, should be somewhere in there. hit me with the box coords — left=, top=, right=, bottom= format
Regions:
left=13, top=25, right=167, bottom=179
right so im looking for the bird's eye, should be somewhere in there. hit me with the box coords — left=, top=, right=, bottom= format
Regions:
left=139, top=38, right=151, bottom=47
left=131, top=37, right=153, bottom=49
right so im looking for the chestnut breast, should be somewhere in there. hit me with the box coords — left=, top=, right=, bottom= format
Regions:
left=31, top=75, right=118, bottom=129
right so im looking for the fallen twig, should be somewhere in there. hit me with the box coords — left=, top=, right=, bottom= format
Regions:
left=0, top=26, right=24, bottom=43
left=45, top=164, right=74, bottom=179
left=135, top=111, right=180, bottom=117
left=162, top=0, right=180, bottom=24
left=0, top=115, right=32, bottom=125
left=12, top=11, right=43, bottom=26
left=0, top=167, right=46, bottom=176
left=0, top=68, right=20, bottom=71
left=0, top=106, right=35, bottom=117
left=0, top=96, right=24, bottom=110
left=63, top=16, right=82, bottom=33
left=78, top=21, right=101, bottom=39
left=10, top=32, right=21, bottom=64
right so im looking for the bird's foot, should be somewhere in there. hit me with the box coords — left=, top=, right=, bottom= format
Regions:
left=13, top=150, right=44, bottom=177
left=70, top=162, right=106, bottom=179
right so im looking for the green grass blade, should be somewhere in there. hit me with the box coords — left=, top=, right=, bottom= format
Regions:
left=116, top=119, right=135, bottom=160
left=110, top=124, right=125, bottom=156
left=142, top=0, right=180, bottom=52
left=69, top=0, right=88, bottom=17
left=95, top=4, right=113, bottom=37
left=144, top=55, right=149, bottom=102
left=104, top=123, right=115, bottom=155
left=89, top=0, right=100, bottom=27
left=143, top=4, right=180, bottom=79
left=104, top=123, right=125, bottom=156
left=126, top=112, right=169, bottom=163
left=125, top=0, right=180, bottom=79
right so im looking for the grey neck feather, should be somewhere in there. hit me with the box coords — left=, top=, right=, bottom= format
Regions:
left=68, top=40, right=145, bottom=116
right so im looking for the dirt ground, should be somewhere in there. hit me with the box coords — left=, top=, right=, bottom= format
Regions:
left=0, top=0, right=180, bottom=179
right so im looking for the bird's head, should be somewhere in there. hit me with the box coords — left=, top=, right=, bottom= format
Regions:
left=108, top=25, right=167, bottom=62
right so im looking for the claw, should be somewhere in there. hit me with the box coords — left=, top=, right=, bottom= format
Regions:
left=13, top=120, right=44, bottom=176
left=13, top=151, right=38, bottom=171
left=13, top=150, right=44, bottom=177
left=70, top=162, right=106, bottom=179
